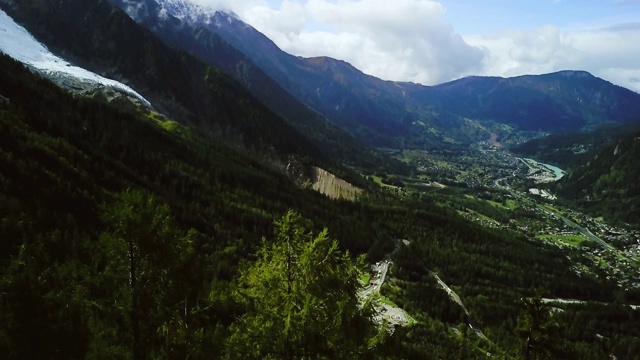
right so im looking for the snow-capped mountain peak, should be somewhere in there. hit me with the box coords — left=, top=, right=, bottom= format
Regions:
left=155, top=0, right=240, bottom=26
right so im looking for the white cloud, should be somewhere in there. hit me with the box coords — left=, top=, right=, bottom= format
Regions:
left=234, top=0, right=486, bottom=85
left=190, top=0, right=640, bottom=93
left=466, top=26, right=583, bottom=77
left=467, top=23, right=640, bottom=93
left=188, top=0, right=257, bottom=14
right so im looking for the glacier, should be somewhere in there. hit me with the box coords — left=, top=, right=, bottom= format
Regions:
left=0, top=9, right=151, bottom=108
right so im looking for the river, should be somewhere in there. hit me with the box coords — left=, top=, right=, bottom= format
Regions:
left=523, top=158, right=566, bottom=181
left=540, top=162, right=565, bottom=180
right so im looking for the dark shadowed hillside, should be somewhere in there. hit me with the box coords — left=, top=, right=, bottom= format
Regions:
left=554, top=128, right=640, bottom=223
left=511, top=121, right=640, bottom=169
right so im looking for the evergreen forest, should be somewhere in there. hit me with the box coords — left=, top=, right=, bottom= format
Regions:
left=2, top=49, right=640, bottom=359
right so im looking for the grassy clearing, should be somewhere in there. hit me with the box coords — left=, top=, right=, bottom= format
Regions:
left=596, top=256, right=609, bottom=268
left=370, top=175, right=384, bottom=186
left=378, top=295, right=398, bottom=307
left=487, top=200, right=509, bottom=210
left=504, top=199, right=518, bottom=210
left=466, top=209, right=500, bottom=224
left=370, top=175, right=401, bottom=189
left=537, top=234, right=586, bottom=247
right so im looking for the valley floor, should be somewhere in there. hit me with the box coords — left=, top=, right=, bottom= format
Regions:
left=357, top=142, right=640, bottom=357
left=367, top=143, right=640, bottom=300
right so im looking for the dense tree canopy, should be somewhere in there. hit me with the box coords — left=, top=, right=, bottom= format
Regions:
left=96, top=190, right=193, bottom=359
left=225, top=211, right=383, bottom=359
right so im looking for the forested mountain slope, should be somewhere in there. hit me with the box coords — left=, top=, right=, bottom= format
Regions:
left=104, top=0, right=397, bottom=170
left=0, top=0, right=357, bottom=176
left=4, top=53, right=638, bottom=358
left=0, top=52, right=391, bottom=357
left=555, top=128, right=640, bottom=223
left=511, top=121, right=640, bottom=169
left=0, top=0, right=405, bottom=174
left=108, top=0, right=448, bottom=147
left=2, top=1, right=640, bottom=359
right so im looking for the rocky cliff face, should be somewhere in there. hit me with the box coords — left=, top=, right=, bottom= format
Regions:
left=311, top=167, right=362, bottom=201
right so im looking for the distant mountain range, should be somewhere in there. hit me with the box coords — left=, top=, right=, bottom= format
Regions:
left=3, top=0, right=640, bottom=188
left=106, top=0, right=640, bottom=149
left=417, top=71, right=640, bottom=131
left=6, top=0, right=639, bottom=153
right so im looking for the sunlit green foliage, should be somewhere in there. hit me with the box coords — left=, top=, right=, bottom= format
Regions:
left=226, top=211, right=383, bottom=359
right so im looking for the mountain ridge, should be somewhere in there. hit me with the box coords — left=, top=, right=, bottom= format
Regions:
left=131, top=0, right=640, bottom=147
left=0, top=0, right=338, bottom=166
left=103, top=0, right=409, bottom=172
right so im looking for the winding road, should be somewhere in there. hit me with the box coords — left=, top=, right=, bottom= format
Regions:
left=432, top=273, right=488, bottom=340
left=360, top=260, right=410, bottom=327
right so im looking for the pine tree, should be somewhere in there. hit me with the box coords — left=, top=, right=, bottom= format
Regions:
left=97, top=190, right=192, bottom=359
left=225, top=211, right=383, bottom=359
left=516, top=289, right=565, bottom=359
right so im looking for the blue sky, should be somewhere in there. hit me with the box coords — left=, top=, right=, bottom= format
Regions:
left=193, top=0, right=640, bottom=92
left=443, top=0, right=640, bottom=33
